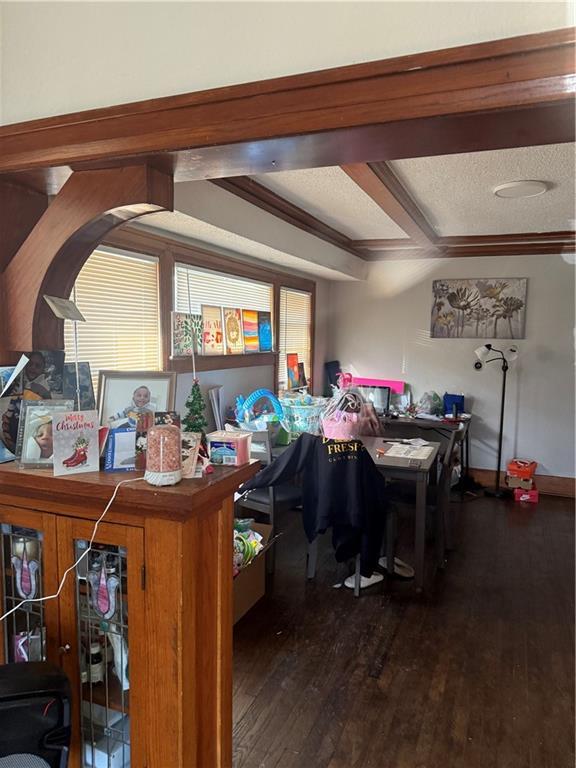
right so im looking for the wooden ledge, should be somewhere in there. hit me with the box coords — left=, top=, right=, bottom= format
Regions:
left=0, top=461, right=260, bottom=523
left=169, top=352, right=277, bottom=373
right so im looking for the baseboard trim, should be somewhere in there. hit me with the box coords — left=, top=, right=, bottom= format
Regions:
left=469, top=469, right=575, bottom=499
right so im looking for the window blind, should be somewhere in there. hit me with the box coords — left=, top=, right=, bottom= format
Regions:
left=278, top=287, right=312, bottom=388
left=64, top=249, right=161, bottom=392
left=174, top=262, right=273, bottom=315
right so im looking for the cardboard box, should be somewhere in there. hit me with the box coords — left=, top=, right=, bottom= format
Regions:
left=507, top=458, right=537, bottom=480
left=207, top=430, right=252, bottom=466
left=233, top=523, right=272, bottom=624
left=514, top=487, right=539, bottom=504
left=505, top=474, right=534, bottom=490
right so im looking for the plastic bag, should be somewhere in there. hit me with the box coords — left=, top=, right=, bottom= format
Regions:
left=417, top=391, right=443, bottom=416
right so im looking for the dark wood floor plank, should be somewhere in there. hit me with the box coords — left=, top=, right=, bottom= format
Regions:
left=233, top=496, right=574, bottom=768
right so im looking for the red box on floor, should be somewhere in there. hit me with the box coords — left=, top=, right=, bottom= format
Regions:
left=514, top=487, right=539, bottom=504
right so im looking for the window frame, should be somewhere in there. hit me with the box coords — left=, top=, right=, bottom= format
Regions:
left=276, top=286, right=314, bottom=391
left=103, top=227, right=316, bottom=384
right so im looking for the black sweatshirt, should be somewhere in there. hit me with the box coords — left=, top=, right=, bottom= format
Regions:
left=240, top=433, right=388, bottom=576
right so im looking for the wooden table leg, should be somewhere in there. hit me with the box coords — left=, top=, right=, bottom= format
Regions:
left=415, top=473, right=427, bottom=592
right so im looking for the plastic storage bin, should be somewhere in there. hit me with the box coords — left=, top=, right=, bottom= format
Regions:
left=206, top=430, right=252, bottom=466
left=280, top=396, right=328, bottom=436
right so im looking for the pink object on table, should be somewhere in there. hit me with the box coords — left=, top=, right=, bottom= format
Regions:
left=351, top=377, right=405, bottom=394
left=206, top=430, right=252, bottom=466
left=145, top=424, right=182, bottom=486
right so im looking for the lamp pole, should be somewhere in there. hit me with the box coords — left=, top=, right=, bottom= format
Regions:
left=494, top=356, right=509, bottom=494
left=483, top=346, right=511, bottom=498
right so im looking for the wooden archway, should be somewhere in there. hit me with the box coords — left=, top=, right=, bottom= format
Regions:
left=2, top=164, right=172, bottom=353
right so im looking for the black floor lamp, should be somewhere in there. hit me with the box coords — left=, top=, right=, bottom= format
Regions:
left=474, top=343, right=518, bottom=497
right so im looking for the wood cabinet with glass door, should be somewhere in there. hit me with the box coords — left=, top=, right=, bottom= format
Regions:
left=0, top=460, right=258, bottom=768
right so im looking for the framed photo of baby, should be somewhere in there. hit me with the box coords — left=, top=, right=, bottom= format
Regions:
left=98, top=371, right=177, bottom=427
left=17, top=399, right=74, bottom=468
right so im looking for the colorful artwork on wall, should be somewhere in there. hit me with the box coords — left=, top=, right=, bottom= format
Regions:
left=201, top=305, right=224, bottom=355
left=223, top=308, right=244, bottom=355
left=431, top=278, right=528, bottom=339
left=171, top=312, right=195, bottom=357
left=257, top=311, right=273, bottom=352
left=242, top=310, right=259, bottom=352
left=286, top=353, right=299, bottom=390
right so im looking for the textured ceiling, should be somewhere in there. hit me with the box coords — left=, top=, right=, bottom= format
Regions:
left=251, top=166, right=408, bottom=239
left=389, top=143, right=576, bottom=236
left=134, top=211, right=356, bottom=281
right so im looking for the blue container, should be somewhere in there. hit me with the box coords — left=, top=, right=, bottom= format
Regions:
left=443, top=393, right=465, bottom=416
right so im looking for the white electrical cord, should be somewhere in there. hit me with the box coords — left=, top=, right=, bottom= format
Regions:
left=0, top=476, right=144, bottom=624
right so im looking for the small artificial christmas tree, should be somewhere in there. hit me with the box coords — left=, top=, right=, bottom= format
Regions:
left=182, top=379, right=208, bottom=434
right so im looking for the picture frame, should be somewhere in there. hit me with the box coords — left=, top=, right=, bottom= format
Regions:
left=171, top=311, right=195, bottom=357
left=430, top=278, right=528, bottom=339
left=223, top=308, right=244, bottom=355
left=17, top=399, right=74, bottom=468
left=286, top=353, right=299, bottom=390
left=257, top=311, right=273, bottom=353
left=0, top=395, right=22, bottom=456
left=201, top=305, right=224, bottom=355
left=97, top=370, right=177, bottom=427
left=23, top=350, right=65, bottom=398
left=242, top=309, right=259, bottom=352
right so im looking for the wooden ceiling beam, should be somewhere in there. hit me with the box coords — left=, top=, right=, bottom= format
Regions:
left=0, top=28, right=573, bottom=180
left=351, top=238, right=419, bottom=251
left=210, top=177, right=363, bottom=258
left=438, top=231, right=576, bottom=246
left=356, top=230, right=576, bottom=259
left=341, top=162, right=438, bottom=248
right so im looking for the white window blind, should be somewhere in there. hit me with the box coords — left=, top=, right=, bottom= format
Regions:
left=278, top=287, right=312, bottom=388
left=64, top=249, right=161, bottom=391
left=174, top=262, right=273, bottom=315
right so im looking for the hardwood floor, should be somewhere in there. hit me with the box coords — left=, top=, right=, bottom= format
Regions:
left=233, top=495, right=574, bottom=768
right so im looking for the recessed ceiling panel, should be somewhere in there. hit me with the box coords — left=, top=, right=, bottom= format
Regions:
left=251, top=166, right=409, bottom=239
left=389, top=143, right=575, bottom=236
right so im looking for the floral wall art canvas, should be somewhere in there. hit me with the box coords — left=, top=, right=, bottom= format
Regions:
left=431, top=278, right=527, bottom=339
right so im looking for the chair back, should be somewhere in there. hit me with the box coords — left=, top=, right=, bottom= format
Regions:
left=439, top=425, right=465, bottom=490
left=0, top=662, right=71, bottom=767
left=249, top=428, right=274, bottom=464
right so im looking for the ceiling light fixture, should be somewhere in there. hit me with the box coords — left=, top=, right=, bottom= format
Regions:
left=493, top=180, right=550, bottom=199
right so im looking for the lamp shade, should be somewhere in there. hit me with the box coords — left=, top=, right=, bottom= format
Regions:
left=474, top=344, right=491, bottom=362
left=506, top=346, right=519, bottom=362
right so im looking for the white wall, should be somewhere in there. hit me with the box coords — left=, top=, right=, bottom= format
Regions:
left=328, top=254, right=575, bottom=478
left=1, top=1, right=572, bottom=124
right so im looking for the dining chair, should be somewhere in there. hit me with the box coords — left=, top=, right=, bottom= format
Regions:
left=383, top=425, right=465, bottom=570
left=235, top=427, right=301, bottom=573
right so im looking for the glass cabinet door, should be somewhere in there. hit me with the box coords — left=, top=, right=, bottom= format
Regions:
left=56, top=517, right=145, bottom=768
left=0, top=507, right=59, bottom=665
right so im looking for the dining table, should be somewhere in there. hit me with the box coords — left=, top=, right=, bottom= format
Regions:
left=361, top=435, right=441, bottom=592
